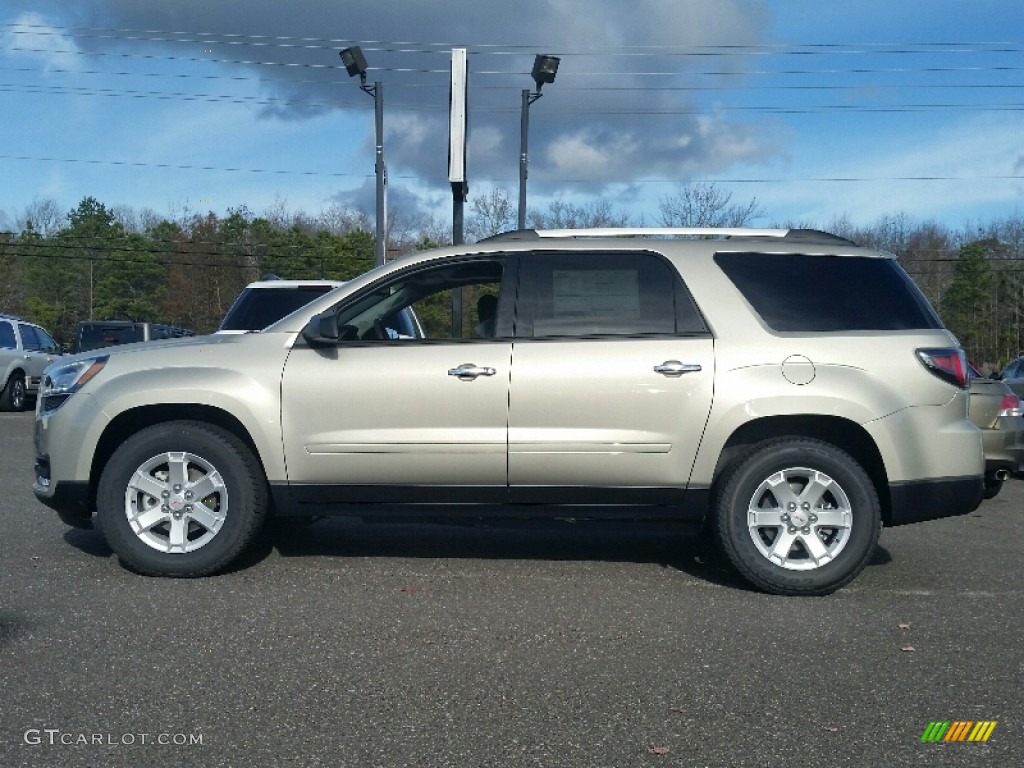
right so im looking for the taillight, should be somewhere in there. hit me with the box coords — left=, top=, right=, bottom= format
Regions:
left=999, top=393, right=1022, bottom=417
left=916, top=348, right=968, bottom=388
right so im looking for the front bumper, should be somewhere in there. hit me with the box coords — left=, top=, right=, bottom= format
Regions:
left=33, top=470, right=93, bottom=529
left=34, top=447, right=93, bottom=527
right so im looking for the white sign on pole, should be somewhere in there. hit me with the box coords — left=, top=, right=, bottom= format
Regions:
left=448, top=47, right=468, bottom=186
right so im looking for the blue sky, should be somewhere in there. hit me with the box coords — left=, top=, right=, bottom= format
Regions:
left=2, top=0, right=1023, bottom=235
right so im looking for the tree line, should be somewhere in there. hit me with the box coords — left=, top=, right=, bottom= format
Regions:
left=1, top=186, right=1022, bottom=370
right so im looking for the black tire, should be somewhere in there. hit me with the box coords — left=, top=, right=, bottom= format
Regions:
left=96, top=421, right=268, bottom=577
left=0, top=373, right=27, bottom=412
left=983, top=475, right=1003, bottom=500
left=713, top=438, right=881, bottom=596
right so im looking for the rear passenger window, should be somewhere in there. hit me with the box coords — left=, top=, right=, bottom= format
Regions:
left=715, top=252, right=943, bottom=332
left=518, top=252, right=705, bottom=337
left=0, top=321, right=16, bottom=349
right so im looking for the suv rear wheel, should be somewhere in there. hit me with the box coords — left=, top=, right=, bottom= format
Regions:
left=714, top=438, right=881, bottom=596
left=96, top=421, right=268, bottom=577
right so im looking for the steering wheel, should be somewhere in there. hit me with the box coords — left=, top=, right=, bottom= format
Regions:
left=373, top=318, right=389, bottom=340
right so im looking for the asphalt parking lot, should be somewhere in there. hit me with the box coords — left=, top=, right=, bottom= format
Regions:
left=1, top=410, right=1021, bottom=768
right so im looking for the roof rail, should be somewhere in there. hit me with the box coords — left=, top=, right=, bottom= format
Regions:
left=481, top=227, right=855, bottom=245
left=534, top=227, right=789, bottom=239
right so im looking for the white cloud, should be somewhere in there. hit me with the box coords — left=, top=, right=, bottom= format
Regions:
left=40, top=0, right=777, bottom=201
left=2, top=12, right=82, bottom=72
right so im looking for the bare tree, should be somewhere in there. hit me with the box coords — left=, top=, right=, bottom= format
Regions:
left=658, top=183, right=764, bottom=227
left=528, top=198, right=634, bottom=230
left=386, top=207, right=445, bottom=256
left=317, top=203, right=372, bottom=236
left=111, top=204, right=163, bottom=234
left=17, top=197, right=64, bottom=236
left=262, top=195, right=292, bottom=230
left=467, top=186, right=516, bottom=242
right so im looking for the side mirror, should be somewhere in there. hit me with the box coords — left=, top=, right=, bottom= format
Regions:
left=301, top=310, right=340, bottom=344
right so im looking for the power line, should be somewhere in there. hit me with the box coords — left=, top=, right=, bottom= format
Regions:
left=3, top=64, right=1024, bottom=92
left=0, top=154, right=371, bottom=178
left=4, top=68, right=1024, bottom=94
left=5, top=83, right=1023, bottom=114
left=8, top=45, right=1024, bottom=79
left=7, top=243, right=1024, bottom=274
left=0, top=237, right=368, bottom=268
left=5, top=45, right=352, bottom=71
left=5, top=23, right=1024, bottom=56
left=2, top=154, right=1022, bottom=186
left=0, top=248, right=293, bottom=270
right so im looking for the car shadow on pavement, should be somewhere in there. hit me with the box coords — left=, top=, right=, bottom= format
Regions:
left=62, top=527, right=113, bottom=557
left=251, top=517, right=896, bottom=587
left=242, top=517, right=754, bottom=590
left=61, top=517, right=894, bottom=590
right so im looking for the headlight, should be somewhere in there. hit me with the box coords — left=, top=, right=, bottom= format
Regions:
left=40, top=356, right=109, bottom=414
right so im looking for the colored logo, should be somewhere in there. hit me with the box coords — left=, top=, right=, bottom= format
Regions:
left=921, top=721, right=997, bottom=742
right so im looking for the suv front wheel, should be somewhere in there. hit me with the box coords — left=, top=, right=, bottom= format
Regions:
left=714, top=438, right=881, bottom=596
left=96, top=421, right=269, bottom=577
left=0, top=373, right=26, bottom=412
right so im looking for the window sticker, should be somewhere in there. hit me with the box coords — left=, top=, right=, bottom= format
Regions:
left=551, top=269, right=640, bottom=319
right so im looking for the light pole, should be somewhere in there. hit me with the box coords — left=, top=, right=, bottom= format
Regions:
left=340, top=46, right=387, bottom=267
left=518, top=54, right=559, bottom=231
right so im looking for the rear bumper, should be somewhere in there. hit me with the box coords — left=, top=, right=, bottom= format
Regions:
left=981, top=415, right=1024, bottom=473
left=887, top=476, right=984, bottom=526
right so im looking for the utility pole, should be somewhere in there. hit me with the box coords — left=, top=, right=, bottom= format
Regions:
left=518, top=55, right=559, bottom=230
left=449, top=48, right=468, bottom=334
left=340, top=46, right=387, bottom=266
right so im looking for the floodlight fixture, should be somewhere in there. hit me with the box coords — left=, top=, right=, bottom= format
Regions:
left=339, top=46, right=369, bottom=83
left=531, top=54, right=560, bottom=92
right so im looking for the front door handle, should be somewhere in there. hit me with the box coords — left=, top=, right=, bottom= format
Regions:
left=448, top=363, right=497, bottom=380
left=654, top=360, right=702, bottom=377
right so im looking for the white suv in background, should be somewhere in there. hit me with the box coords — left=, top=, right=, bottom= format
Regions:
left=0, top=314, right=61, bottom=411
left=217, top=278, right=346, bottom=333
left=32, top=229, right=984, bottom=595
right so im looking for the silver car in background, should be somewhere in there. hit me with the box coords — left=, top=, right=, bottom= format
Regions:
left=968, top=364, right=1024, bottom=498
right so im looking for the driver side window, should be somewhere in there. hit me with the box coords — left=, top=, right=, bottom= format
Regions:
left=336, top=260, right=506, bottom=341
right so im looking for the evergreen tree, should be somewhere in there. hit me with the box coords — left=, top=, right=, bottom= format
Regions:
left=941, top=240, right=995, bottom=364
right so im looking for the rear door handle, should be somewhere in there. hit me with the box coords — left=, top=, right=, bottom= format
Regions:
left=448, top=363, right=497, bottom=380
left=654, top=360, right=702, bottom=377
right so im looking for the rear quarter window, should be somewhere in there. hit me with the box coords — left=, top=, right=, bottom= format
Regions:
left=715, top=252, right=942, bottom=332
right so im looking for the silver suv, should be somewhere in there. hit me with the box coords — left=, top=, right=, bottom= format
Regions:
left=32, top=228, right=984, bottom=595
left=1, top=314, right=61, bottom=411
